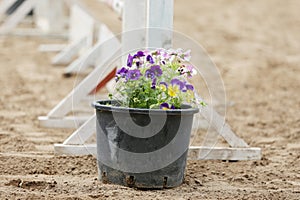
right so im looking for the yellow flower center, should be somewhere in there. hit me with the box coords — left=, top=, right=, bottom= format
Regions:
left=160, top=84, right=167, bottom=92
left=168, top=85, right=179, bottom=97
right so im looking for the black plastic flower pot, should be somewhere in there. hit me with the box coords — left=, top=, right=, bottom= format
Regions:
left=93, top=100, right=199, bottom=189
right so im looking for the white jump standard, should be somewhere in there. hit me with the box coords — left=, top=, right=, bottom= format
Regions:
left=50, top=4, right=94, bottom=65
left=53, top=0, right=261, bottom=161
left=0, top=0, right=66, bottom=36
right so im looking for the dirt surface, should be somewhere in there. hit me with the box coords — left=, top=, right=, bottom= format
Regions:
left=0, top=0, right=299, bottom=199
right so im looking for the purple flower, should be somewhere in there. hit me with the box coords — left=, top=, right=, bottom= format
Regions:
left=145, top=69, right=155, bottom=79
left=126, top=69, right=141, bottom=81
left=115, top=67, right=128, bottom=81
left=160, top=82, right=168, bottom=88
left=160, top=103, right=175, bottom=110
left=186, top=84, right=194, bottom=91
left=146, top=55, right=154, bottom=64
left=151, top=78, right=157, bottom=89
left=171, top=78, right=185, bottom=90
left=133, top=51, right=145, bottom=58
left=145, top=65, right=162, bottom=79
left=136, top=61, right=140, bottom=67
left=127, top=54, right=133, bottom=67
left=160, top=103, right=169, bottom=110
left=116, top=67, right=128, bottom=76
left=150, top=65, right=162, bottom=77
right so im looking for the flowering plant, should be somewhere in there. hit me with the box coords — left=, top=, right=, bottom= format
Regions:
left=110, top=48, right=199, bottom=110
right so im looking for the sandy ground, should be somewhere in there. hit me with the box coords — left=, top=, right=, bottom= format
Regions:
left=0, top=0, right=300, bottom=199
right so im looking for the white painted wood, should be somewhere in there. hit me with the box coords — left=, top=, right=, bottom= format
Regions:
left=7, top=28, right=67, bottom=38
left=52, top=101, right=259, bottom=158
left=49, top=4, right=94, bottom=65
left=34, top=0, right=66, bottom=33
left=86, top=26, right=121, bottom=72
left=105, top=78, right=116, bottom=93
left=63, top=114, right=96, bottom=145
left=51, top=0, right=261, bottom=161
left=122, top=0, right=147, bottom=63
left=197, top=96, right=248, bottom=148
left=54, top=143, right=97, bottom=156
left=69, top=4, right=94, bottom=45
left=51, top=36, right=88, bottom=65
left=63, top=55, right=87, bottom=75
left=0, top=0, right=36, bottom=34
left=188, top=146, right=261, bottom=161
left=122, top=0, right=173, bottom=55
left=64, top=24, right=117, bottom=75
left=98, top=23, right=115, bottom=43
left=0, top=0, right=68, bottom=37
left=147, top=0, right=173, bottom=48
left=43, top=38, right=120, bottom=119
left=38, top=116, right=89, bottom=129
left=39, top=3, right=121, bottom=128
left=0, top=0, right=16, bottom=18
left=54, top=143, right=261, bottom=161
left=38, top=44, right=67, bottom=52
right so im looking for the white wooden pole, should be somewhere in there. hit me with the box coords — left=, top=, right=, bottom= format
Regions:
left=34, top=0, right=66, bottom=33
left=69, top=4, right=94, bottom=45
left=121, top=0, right=173, bottom=60
left=122, top=0, right=147, bottom=62
left=147, top=0, right=173, bottom=49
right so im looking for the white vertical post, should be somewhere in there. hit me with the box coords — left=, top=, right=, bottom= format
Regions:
left=34, top=0, right=66, bottom=33
left=147, top=0, right=173, bottom=49
left=51, top=5, right=95, bottom=65
left=122, top=0, right=173, bottom=57
left=121, top=0, right=147, bottom=63
left=69, top=5, right=94, bottom=45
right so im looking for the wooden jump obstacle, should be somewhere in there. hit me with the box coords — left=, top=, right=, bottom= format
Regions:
left=62, top=0, right=122, bottom=75
left=49, top=4, right=95, bottom=66
left=50, top=0, right=261, bottom=161
left=0, top=0, right=67, bottom=37
left=62, top=23, right=116, bottom=76
left=38, top=0, right=122, bottom=128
